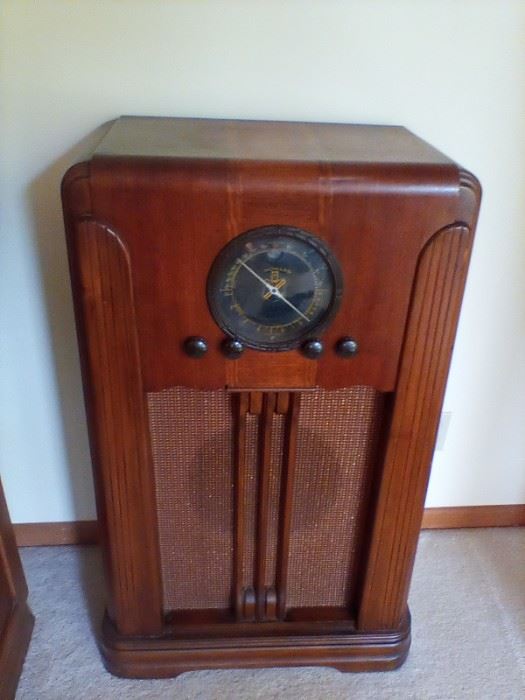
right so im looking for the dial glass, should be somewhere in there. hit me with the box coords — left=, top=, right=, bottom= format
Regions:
left=207, top=225, right=343, bottom=351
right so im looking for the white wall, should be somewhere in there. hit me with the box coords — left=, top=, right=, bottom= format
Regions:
left=1, top=0, right=524, bottom=523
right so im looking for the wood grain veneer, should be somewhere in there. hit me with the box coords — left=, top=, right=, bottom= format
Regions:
left=71, top=219, right=163, bottom=635
left=359, top=224, right=473, bottom=631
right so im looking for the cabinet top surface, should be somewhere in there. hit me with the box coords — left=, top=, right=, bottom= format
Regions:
left=93, top=116, right=454, bottom=166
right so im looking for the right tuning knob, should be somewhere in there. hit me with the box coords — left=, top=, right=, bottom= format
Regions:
left=335, top=336, right=359, bottom=358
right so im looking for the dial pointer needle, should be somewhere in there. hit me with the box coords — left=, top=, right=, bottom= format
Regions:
left=272, top=289, right=310, bottom=322
left=237, top=258, right=310, bottom=322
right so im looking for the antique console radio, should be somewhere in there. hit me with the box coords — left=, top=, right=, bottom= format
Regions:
left=62, top=117, right=480, bottom=676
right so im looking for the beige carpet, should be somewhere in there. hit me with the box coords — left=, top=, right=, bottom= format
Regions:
left=16, top=528, right=525, bottom=699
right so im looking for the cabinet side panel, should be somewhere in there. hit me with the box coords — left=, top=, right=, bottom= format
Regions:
left=358, top=225, right=473, bottom=631
left=71, top=220, right=163, bottom=635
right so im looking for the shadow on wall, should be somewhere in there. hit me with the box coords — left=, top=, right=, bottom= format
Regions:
left=26, top=122, right=114, bottom=521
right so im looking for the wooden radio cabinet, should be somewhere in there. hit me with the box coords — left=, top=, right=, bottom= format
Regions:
left=62, top=117, right=480, bottom=677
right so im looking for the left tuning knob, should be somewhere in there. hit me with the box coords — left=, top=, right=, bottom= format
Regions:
left=183, top=336, right=208, bottom=358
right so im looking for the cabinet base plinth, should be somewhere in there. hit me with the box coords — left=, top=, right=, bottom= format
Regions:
left=99, top=613, right=411, bottom=678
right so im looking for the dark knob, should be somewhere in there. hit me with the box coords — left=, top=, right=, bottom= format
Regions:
left=183, top=336, right=208, bottom=358
left=335, top=336, right=359, bottom=358
left=301, top=338, right=324, bottom=359
left=221, top=337, right=245, bottom=359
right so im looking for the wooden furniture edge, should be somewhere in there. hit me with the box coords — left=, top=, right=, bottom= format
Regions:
left=66, top=219, right=164, bottom=635
left=358, top=225, right=474, bottom=630
left=12, top=506, right=525, bottom=547
left=0, top=600, right=34, bottom=700
left=0, top=477, right=34, bottom=698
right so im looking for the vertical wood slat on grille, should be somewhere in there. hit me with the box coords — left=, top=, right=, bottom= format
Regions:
left=147, top=387, right=234, bottom=611
left=240, top=412, right=258, bottom=594
left=266, top=413, right=285, bottom=589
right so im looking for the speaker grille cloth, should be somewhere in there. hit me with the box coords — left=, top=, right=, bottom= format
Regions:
left=148, top=385, right=383, bottom=615
left=148, top=387, right=233, bottom=610
left=286, top=386, right=383, bottom=609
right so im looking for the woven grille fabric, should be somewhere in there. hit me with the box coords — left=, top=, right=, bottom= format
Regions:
left=148, top=387, right=234, bottom=610
left=286, top=387, right=383, bottom=608
left=147, top=385, right=383, bottom=614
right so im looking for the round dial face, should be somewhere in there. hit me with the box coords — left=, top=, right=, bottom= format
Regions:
left=207, top=226, right=343, bottom=351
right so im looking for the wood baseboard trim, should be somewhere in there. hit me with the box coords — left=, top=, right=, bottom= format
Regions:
left=13, top=506, right=525, bottom=547
left=13, top=520, right=99, bottom=547
left=421, top=504, right=525, bottom=529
